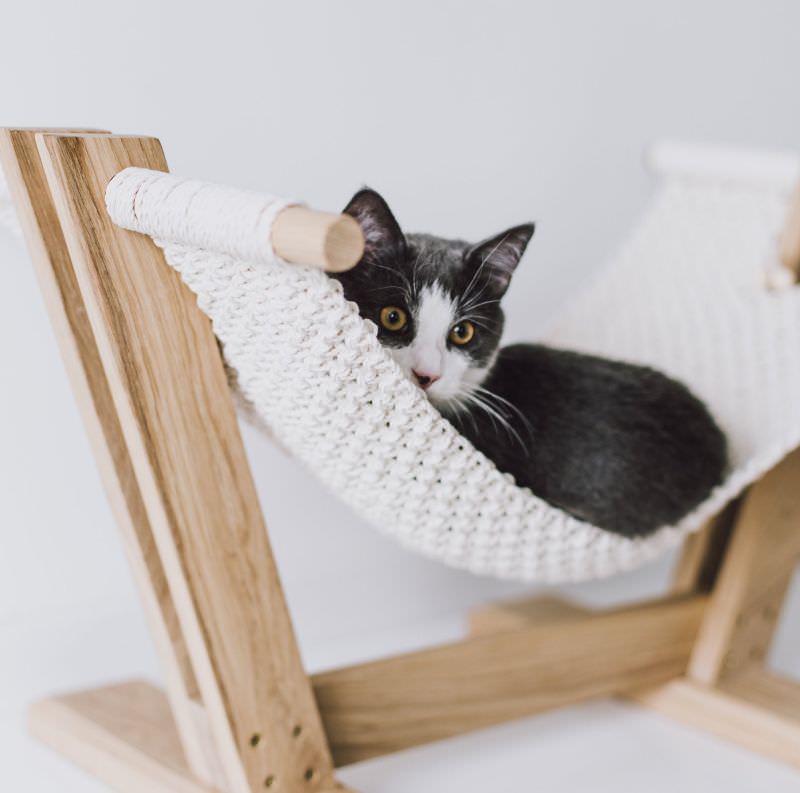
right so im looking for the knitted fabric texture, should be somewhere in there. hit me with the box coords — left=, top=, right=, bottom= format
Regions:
left=100, top=155, right=800, bottom=581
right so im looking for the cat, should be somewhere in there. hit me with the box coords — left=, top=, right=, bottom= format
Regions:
left=332, top=188, right=728, bottom=537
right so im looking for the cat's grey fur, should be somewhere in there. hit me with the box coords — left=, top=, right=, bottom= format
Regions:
left=333, top=188, right=728, bottom=537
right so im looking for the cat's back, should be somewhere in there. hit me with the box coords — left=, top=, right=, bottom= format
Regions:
left=476, top=344, right=728, bottom=536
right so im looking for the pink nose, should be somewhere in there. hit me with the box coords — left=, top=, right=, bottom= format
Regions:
left=413, top=370, right=440, bottom=390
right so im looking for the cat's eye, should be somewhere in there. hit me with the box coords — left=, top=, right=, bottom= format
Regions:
left=449, top=321, right=475, bottom=345
left=380, top=306, right=408, bottom=332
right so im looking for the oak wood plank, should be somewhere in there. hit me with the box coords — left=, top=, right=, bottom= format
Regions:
left=36, top=133, right=334, bottom=793
left=313, top=594, right=706, bottom=766
left=29, top=681, right=353, bottom=793
left=0, top=127, right=221, bottom=787
left=29, top=681, right=214, bottom=793
left=633, top=671, right=800, bottom=769
left=779, top=181, right=800, bottom=283
left=468, top=594, right=589, bottom=636
left=669, top=501, right=738, bottom=596
left=687, top=448, right=800, bottom=684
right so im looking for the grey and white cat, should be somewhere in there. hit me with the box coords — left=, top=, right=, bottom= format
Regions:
left=333, top=188, right=728, bottom=537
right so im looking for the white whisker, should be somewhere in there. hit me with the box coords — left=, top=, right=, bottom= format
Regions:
left=460, top=389, right=529, bottom=452
left=473, top=385, right=535, bottom=442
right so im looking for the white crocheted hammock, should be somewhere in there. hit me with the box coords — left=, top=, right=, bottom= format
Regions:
left=3, top=142, right=800, bottom=583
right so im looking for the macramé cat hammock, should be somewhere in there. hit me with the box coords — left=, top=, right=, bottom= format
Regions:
left=3, top=141, right=800, bottom=584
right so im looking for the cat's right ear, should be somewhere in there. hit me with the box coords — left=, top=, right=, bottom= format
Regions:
left=343, top=188, right=406, bottom=261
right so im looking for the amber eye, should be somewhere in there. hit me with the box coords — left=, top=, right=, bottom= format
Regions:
left=449, top=320, right=475, bottom=346
left=380, top=306, right=408, bottom=332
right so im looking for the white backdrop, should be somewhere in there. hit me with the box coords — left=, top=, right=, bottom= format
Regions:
left=1, top=0, right=799, bottom=771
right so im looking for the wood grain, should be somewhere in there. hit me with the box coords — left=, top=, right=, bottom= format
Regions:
left=687, top=447, right=800, bottom=684
left=313, top=594, right=706, bottom=765
left=272, top=206, right=364, bottom=272
left=633, top=670, right=800, bottom=769
left=0, top=127, right=221, bottom=787
left=669, top=500, right=738, bottom=596
left=468, top=594, right=590, bottom=637
left=36, top=133, right=335, bottom=793
left=779, top=181, right=800, bottom=282
left=30, top=682, right=354, bottom=793
left=29, top=681, right=214, bottom=793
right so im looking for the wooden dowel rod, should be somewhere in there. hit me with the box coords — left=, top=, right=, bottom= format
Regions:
left=271, top=206, right=364, bottom=272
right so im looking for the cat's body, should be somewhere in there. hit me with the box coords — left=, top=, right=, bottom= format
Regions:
left=334, top=189, right=728, bottom=537
left=448, top=344, right=726, bottom=535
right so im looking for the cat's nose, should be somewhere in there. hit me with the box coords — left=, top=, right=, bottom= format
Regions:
left=413, top=370, right=440, bottom=389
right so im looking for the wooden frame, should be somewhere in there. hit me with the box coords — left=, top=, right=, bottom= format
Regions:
left=2, top=128, right=799, bottom=792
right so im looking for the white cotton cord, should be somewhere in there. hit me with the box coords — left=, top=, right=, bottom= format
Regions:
left=106, top=167, right=300, bottom=266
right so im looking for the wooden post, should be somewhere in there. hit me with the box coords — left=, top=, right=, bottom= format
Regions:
left=0, top=128, right=222, bottom=789
left=686, top=448, right=800, bottom=684
left=34, top=132, right=336, bottom=793
left=779, top=182, right=800, bottom=283
left=632, top=448, right=800, bottom=767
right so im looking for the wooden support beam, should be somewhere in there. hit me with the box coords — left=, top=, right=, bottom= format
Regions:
left=687, top=448, right=800, bottom=684
left=36, top=133, right=335, bottom=793
left=0, top=128, right=221, bottom=789
left=779, top=181, right=800, bottom=284
left=633, top=671, right=800, bottom=769
left=29, top=682, right=214, bottom=793
left=313, top=594, right=706, bottom=766
left=29, top=681, right=355, bottom=793
left=669, top=500, right=738, bottom=596
left=468, top=594, right=589, bottom=636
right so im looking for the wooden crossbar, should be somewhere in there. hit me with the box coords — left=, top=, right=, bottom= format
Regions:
left=313, top=593, right=706, bottom=765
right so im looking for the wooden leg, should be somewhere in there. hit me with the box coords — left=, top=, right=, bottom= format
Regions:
left=28, top=682, right=214, bottom=793
left=0, top=128, right=222, bottom=789
left=633, top=670, right=800, bottom=769
left=686, top=448, right=800, bottom=684
left=28, top=682, right=352, bottom=793
left=25, top=132, right=336, bottom=793
left=669, top=500, right=739, bottom=596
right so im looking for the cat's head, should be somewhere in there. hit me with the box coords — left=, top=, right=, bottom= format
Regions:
left=333, top=188, right=534, bottom=408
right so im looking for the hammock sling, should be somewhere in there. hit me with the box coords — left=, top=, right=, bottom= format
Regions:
left=99, top=144, right=800, bottom=583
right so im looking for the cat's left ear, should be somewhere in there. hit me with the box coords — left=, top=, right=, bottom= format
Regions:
left=464, top=223, right=535, bottom=297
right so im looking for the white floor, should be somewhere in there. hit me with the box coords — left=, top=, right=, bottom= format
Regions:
left=4, top=594, right=800, bottom=793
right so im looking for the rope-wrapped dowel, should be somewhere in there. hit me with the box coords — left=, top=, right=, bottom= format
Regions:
left=105, top=167, right=364, bottom=272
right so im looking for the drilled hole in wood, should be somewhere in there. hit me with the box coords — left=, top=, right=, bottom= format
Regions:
left=292, top=724, right=302, bottom=738
left=250, top=733, right=261, bottom=748
left=264, top=774, right=276, bottom=788
left=304, top=768, right=316, bottom=782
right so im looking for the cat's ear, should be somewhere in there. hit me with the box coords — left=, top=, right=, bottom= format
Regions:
left=464, top=223, right=535, bottom=297
left=343, top=188, right=406, bottom=260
